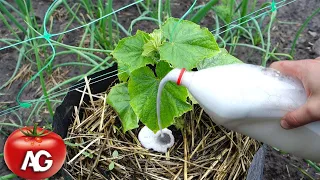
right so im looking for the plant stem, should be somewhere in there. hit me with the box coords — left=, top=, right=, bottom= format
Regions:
left=0, top=2, right=27, bottom=34
left=0, top=173, right=17, bottom=179
left=0, top=39, right=25, bottom=90
left=240, top=0, right=249, bottom=26
left=164, top=0, right=171, bottom=17
left=25, top=6, right=54, bottom=117
left=34, top=43, right=54, bottom=117
left=107, top=0, right=113, bottom=48
left=0, top=123, right=22, bottom=128
left=158, top=0, right=162, bottom=28
left=306, top=160, right=320, bottom=173
left=262, top=11, right=276, bottom=67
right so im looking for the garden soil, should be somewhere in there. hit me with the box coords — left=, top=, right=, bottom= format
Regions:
left=0, top=0, right=320, bottom=179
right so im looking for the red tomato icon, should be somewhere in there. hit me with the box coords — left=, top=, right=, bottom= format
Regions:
left=4, top=124, right=66, bottom=179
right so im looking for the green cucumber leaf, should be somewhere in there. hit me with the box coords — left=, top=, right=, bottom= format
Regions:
left=128, top=63, right=192, bottom=132
left=107, top=83, right=139, bottom=132
left=155, top=60, right=172, bottom=79
left=118, top=62, right=130, bottom=82
left=197, top=48, right=243, bottom=69
left=112, top=30, right=154, bottom=72
left=159, top=18, right=220, bottom=70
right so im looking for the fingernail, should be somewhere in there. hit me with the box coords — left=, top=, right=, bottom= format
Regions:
left=281, top=120, right=291, bottom=129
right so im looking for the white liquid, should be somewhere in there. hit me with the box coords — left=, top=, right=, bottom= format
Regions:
left=157, top=76, right=169, bottom=136
left=157, top=64, right=320, bottom=162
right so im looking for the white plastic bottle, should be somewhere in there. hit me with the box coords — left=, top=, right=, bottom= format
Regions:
left=160, top=63, right=320, bottom=162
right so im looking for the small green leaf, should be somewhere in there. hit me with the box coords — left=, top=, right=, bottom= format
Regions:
left=112, top=150, right=119, bottom=158
left=197, top=48, right=243, bottom=69
left=142, top=40, right=157, bottom=57
left=82, top=151, right=93, bottom=158
left=107, top=83, right=139, bottom=132
left=159, top=18, right=220, bottom=70
left=112, top=30, right=154, bottom=72
left=109, top=162, right=115, bottom=170
left=149, top=29, right=163, bottom=48
left=129, top=64, right=192, bottom=132
left=142, top=29, right=163, bottom=59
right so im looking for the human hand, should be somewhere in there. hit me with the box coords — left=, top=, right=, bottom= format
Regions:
left=270, top=58, right=320, bottom=129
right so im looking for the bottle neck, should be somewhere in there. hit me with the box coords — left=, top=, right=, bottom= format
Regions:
left=180, top=69, right=194, bottom=89
left=163, top=68, right=194, bottom=89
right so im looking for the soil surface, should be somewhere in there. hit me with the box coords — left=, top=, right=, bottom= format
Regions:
left=0, top=0, right=320, bottom=179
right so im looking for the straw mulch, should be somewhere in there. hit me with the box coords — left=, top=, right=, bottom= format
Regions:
left=63, top=89, right=260, bottom=180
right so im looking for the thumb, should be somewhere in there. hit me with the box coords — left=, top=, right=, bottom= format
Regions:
left=280, top=103, right=314, bottom=129
left=269, top=60, right=302, bottom=79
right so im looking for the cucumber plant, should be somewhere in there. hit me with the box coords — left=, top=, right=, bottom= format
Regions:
left=107, top=17, right=242, bottom=133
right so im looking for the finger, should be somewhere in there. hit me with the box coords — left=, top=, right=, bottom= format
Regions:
left=269, top=60, right=304, bottom=80
left=315, top=56, right=320, bottom=60
left=280, top=101, right=318, bottom=129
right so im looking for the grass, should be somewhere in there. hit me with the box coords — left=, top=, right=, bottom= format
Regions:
left=191, top=0, right=219, bottom=23
left=0, top=0, right=319, bottom=179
